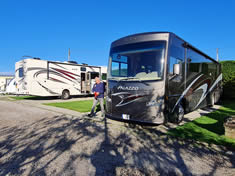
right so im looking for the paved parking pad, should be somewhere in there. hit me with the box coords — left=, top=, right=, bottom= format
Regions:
left=0, top=99, right=234, bottom=176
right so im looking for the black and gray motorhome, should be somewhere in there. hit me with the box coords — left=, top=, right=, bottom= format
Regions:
left=105, top=32, right=222, bottom=124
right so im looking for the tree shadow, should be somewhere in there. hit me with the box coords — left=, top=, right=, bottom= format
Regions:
left=0, top=115, right=104, bottom=175
left=126, top=124, right=235, bottom=175
left=0, top=112, right=234, bottom=175
left=79, top=117, right=126, bottom=176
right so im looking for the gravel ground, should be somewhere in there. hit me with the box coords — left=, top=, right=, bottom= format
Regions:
left=0, top=97, right=235, bottom=176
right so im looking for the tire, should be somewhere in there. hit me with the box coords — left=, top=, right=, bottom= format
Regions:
left=61, top=90, right=70, bottom=99
left=173, top=103, right=184, bottom=124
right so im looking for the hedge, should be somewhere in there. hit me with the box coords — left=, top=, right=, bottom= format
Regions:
left=220, top=60, right=235, bottom=99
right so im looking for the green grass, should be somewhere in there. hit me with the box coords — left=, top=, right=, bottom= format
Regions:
left=44, top=100, right=94, bottom=113
left=168, top=100, right=235, bottom=150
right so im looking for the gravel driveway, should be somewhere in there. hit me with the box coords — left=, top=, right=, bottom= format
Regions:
left=0, top=97, right=234, bottom=176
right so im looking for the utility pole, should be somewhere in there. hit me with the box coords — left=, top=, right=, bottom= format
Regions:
left=216, top=48, right=219, bottom=62
left=68, top=48, right=70, bottom=61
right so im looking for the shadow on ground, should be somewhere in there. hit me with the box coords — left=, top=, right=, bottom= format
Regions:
left=0, top=114, right=234, bottom=175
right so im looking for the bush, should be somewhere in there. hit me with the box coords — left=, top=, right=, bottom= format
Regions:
left=220, top=60, right=235, bottom=99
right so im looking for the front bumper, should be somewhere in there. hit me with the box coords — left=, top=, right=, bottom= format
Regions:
left=105, top=113, right=163, bottom=126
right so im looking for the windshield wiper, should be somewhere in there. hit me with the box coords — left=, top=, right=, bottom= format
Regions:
left=119, top=77, right=141, bottom=81
left=108, top=77, right=120, bottom=81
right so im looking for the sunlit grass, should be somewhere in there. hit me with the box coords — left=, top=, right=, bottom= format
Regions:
left=168, top=100, right=235, bottom=150
left=44, top=100, right=96, bottom=113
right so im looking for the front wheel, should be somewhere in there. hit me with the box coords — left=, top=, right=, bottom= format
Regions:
left=172, top=103, right=184, bottom=124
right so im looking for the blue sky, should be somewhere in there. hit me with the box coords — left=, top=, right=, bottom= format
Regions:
left=0, top=0, right=234, bottom=74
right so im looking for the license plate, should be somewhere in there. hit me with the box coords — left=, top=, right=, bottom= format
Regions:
left=122, top=114, right=130, bottom=120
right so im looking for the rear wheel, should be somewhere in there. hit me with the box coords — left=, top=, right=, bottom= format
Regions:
left=61, top=90, right=70, bottom=99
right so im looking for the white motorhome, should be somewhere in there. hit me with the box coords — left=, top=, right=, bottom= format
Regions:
left=0, top=74, right=14, bottom=93
left=6, top=78, right=16, bottom=94
left=15, top=58, right=107, bottom=99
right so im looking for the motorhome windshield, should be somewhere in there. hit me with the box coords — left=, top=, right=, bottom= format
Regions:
left=109, top=41, right=166, bottom=81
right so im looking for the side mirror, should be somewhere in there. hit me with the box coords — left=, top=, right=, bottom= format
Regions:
left=173, top=64, right=181, bottom=75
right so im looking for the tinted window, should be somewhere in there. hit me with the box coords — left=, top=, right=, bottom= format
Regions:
left=19, top=67, right=24, bottom=77
left=169, top=37, right=185, bottom=76
left=187, top=49, right=212, bottom=76
left=80, top=67, right=86, bottom=71
left=102, top=73, right=107, bottom=80
left=109, top=41, right=166, bottom=81
left=90, top=72, right=99, bottom=79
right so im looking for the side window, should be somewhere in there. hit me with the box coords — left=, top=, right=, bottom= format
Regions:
left=80, top=67, right=86, bottom=71
left=187, top=49, right=203, bottom=74
left=90, top=72, right=99, bottom=79
left=102, top=73, right=107, bottom=80
left=19, top=67, right=24, bottom=77
left=187, top=48, right=213, bottom=77
left=169, top=37, right=185, bottom=77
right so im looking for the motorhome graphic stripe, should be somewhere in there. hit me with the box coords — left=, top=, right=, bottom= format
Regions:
left=49, top=77, right=67, bottom=84
left=172, top=73, right=222, bottom=113
left=194, top=73, right=222, bottom=109
left=51, top=63, right=67, bottom=70
left=112, top=92, right=146, bottom=107
left=194, top=83, right=208, bottom=109
left=31, top=68, right=74, bottom=82
left=171, top=74, right=203, bottom=113
left=33, top=70, right=48, bottom=78
left=37, top=81, right=58, bottom=94
left=53, top=68, right=79, bottom=77
left=52, top=68, right=76, bottom=80
left=208, top=73, right=222, bottom=93
left=27, top=67, right=45, bottom=71
left=48, top=71, right=73, bottom=82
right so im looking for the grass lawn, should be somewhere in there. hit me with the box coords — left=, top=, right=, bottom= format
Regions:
left=44, top=100, right=95, bottom=113
left=168, top=100, right=235, bottom=150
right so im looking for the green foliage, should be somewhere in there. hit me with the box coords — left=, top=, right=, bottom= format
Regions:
left=168, top=100, right=235, bottom=150
left=220, top=60, right=235, bottom=99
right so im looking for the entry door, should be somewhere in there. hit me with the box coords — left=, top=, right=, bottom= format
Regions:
left=85, top=72, right=91, bottom=93
left=81, top=72, right=91, bottom=93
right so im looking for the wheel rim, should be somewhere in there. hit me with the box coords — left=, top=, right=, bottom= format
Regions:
left=64, top=93, right=69, bottom=99
left=178, top=105, right=184, bottom=122
left=63, top=91, right=69, bottom=99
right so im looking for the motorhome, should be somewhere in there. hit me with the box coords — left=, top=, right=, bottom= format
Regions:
left=0, top=74, right=14, bottom=93
left=15, top=58, right=107, bottom=99
left=6, top=78, right=16, bottom=94
left=105, top=32, right=222, bottom=124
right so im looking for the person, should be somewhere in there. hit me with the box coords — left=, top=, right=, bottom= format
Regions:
left=88, top=77, right=105, bottom=117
